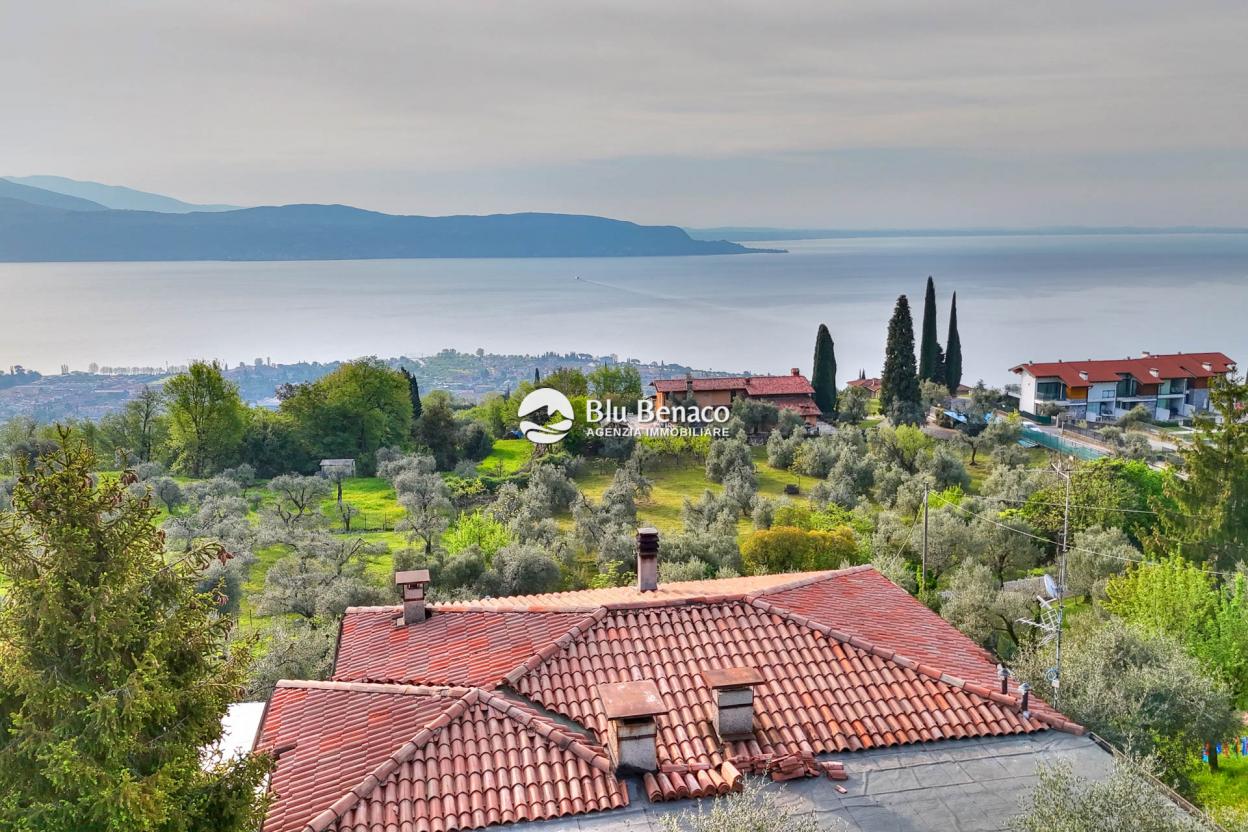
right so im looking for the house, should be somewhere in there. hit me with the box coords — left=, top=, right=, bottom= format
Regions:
left=650, top=369, right=821, bottom=424
left=846, top=375, right=882, bottom=399
left=252, top=531, right=1122, bottom=832
left=319, top=458, right=357, bottom=478
left=1010, top=351, right=1236, bottom=423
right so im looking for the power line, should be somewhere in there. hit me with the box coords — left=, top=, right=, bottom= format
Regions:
left=973, top=494, right=1208, bottom=519
left=929, top=492, right=1241, bottom=580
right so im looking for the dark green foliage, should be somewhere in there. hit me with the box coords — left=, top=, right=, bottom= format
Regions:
left=0, top=434, right=270, bottom=829
left=417, top=391, right=460, bottom=471
left=944, top=292, right=963, bottom=393
left=165, top=361, right=247, bottom=477
left=1155, top=374, right=1248, bottom=572
left=880, top=295, right=921, bottom=422
left=918, top=276, right=943, bottom=382
left=240, top=409, right=314, bottom=477
left=401, top=366, right=423, bottom=421
left=811, top=324, right=837, bottom=417
left=280, top=358, right=413, bottom=475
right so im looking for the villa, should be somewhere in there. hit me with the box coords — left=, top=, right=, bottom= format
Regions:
left=251, top=531, right=1123, bottom=832
left=650, top=369, right=821, bottom=424
left=1010, top=351, right=1236, bottom=423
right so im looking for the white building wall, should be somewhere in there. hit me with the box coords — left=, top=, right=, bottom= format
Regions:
left=1018, top=373, right=1038, bottom=415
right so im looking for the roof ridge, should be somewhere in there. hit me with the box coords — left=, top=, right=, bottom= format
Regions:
left=745, top=595, right=1084, bottom=736
left=501, top=608, right=609, bottom=687
left=746, top=565, right=871, bottom=598
left=303, top=687, right=479, bottom=832
left=275, top=679, right=470, bottom=697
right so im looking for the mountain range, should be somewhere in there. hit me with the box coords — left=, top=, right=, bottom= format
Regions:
left=0, top=177, right=759, bottom=262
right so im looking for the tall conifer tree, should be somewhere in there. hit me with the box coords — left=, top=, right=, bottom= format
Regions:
left=881, top=294, right=921, bottom=422
left=945, top=292, right=963, bottom=393
left=919, top=276, right=942, bottom=382
left=811, top=324, right=838, bottom=418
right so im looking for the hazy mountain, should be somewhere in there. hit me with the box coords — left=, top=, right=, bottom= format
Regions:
left=0, top=200, right=762, bottom=261
left=5, top=175, right=240, bottom=213
left=0, top=178, right=107, bottom=212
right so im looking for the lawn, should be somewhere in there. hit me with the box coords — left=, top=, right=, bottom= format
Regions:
left=1190, top=751, right=1248, bottom=817
left=478, top=439, right=534, bottom=475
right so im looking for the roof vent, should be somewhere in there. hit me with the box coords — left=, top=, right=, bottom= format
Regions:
left=598, top=680, right=665, bottom=772
left=1149, top=367, right=1160, bottom=378
left=395, top=569, right=431, bottom=626
left=702, top=667, right=765, bottom=740
left=1078, top=371, right=1088, bottom=381
left=1203, top=361, right=1214, bottom=372
left=636, top=527, right=659, bottom=592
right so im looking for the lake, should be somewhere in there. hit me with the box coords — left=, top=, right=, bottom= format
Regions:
left=2, top=233, right=1246, bottom=387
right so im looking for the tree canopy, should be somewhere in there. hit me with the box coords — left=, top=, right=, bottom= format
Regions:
left=0, top=434, right=269, bottom=830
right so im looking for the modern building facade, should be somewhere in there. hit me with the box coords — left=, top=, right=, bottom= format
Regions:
left=1010, top=351, right=1236, bottom=423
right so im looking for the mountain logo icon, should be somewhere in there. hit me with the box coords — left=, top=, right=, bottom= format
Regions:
left=517, top=387, right=575, bottom=444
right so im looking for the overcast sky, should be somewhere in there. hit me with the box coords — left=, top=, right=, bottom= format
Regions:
left=3, top=0, right=1246, bottom=227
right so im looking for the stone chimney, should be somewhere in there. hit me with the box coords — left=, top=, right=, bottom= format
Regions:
left=636, top=527, right=659, bottom=592
left=395, top=569, right=431, bottom=625
left=598, top=680, right=665, bottom=772
left=702, top=667, right=765, bottom=740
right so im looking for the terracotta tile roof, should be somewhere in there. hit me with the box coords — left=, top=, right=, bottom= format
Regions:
left=257, top=681, right=626, bottom=832
left=260, top=566, right=1081, bottom=831
left=767, top=394, right=822, bottom=416
left=651, top=377, right=749, bottom=394
left=1011, top=352, right=1236, bottom=388
left=649, top=373, right=816, bottom=398
left=847, top=377, right=882, bottom=392
left=333, top=609, right=595, bottom=686
left=744, top=375, right=816, bottom=397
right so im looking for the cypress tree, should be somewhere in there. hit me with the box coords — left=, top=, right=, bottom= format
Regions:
left=945, top=291, right=963, bottom=393
left=811, top=324, right=838, bottom=418
left=401, top=367, right=423, bottom=420
left=880, top=294, right=921, bottom=419
left=535, top=367, right=541, bottom=384
left=918, top=275, right=942, bottom=382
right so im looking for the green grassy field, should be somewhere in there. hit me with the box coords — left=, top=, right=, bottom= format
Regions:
left=478, top=439, right=533, bottom=475
left=1191, top=751, right=1248, bottom=817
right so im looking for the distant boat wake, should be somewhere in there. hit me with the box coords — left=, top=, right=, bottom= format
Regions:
left=572, top=275, right=788, bottom=325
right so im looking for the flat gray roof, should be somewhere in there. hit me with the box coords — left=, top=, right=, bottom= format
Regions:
left=506, top=732, right=1115, bottom=832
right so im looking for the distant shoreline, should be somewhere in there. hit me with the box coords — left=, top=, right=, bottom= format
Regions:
left=686, top=226, right=1248, bottom=243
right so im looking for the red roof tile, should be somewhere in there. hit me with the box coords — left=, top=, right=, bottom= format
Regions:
left=333, top=609, right=594, bottom=687
left=257, top=681, right=626, bottom=832
left=1011, top=352, right=1236, bottom=388
left=261, top=566, right=1080, bottom=831
left=649, top=373, right=816, bottom=398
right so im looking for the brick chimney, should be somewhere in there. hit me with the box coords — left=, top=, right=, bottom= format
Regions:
left=395, top=569, right=431, bottom=625
left=790, top=367, right=800, bottom=376
left=702, top=666, right=765, bottom=740
left=636, top=527, right=659, bottom=592
left=597, top=680, right=665, bottom=772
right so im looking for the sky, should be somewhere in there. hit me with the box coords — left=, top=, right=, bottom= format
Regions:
left=3, top=0, right=1246, bottom=227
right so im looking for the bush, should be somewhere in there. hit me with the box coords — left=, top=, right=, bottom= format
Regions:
left=741, top=525, right=859, bottom=574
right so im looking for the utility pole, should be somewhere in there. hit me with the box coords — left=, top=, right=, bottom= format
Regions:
left=1052, top=458, right=1072, bottom=709
left=921, top=483, right=929, bottom=591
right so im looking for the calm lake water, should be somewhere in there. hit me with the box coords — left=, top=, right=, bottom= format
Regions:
left=2, top=234, right=1246, bottom=386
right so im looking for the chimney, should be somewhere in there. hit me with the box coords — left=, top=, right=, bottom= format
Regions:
left=1141, top=350, right=1151, bottom=357
left=395, top=569, right=431, bottom=625
left=702, top=666, right=765, bottom=740
left=598, top=680, right=665, bottom=772
left=685, top=371, right=694, bottom=399
left=790, top=367, right=800, bottom=376
left=636, top=527, right=659, bottom=592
